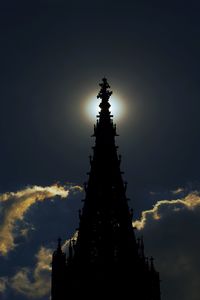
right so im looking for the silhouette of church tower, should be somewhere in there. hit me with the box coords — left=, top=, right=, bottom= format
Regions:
left=51, top=78, right=161, bottom=299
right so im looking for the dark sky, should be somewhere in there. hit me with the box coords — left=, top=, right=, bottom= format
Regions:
left=1, top=1, right=200, bottom=300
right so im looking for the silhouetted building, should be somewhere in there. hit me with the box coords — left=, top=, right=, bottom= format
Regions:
left=51, top=78, right=161, bottom=299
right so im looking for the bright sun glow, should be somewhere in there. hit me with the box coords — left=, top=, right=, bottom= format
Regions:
left=84, top=94, right=126, bottom=122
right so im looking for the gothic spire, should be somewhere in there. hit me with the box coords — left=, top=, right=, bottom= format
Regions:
left=51, top=79, right=161, bottom=300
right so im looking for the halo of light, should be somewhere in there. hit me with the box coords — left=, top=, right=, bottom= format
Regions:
left=84, top=94, right=126, bottom=122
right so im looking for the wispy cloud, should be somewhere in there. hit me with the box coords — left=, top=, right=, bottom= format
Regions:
left=133, top=191, right=200, bottom=229
left=11, top=247, right=52, bottom=298
left=171, top=187, right=185, bottom=195
left=0, top=277, right=8, bottom=294
left=0, top=184, right=83, bottom=255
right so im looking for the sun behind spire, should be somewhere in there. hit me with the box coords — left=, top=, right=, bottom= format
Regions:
left=97, top=78, right=112, bottom=116
left=84, top=78, right=127, bottom=123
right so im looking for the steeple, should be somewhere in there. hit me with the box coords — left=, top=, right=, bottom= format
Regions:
left=57, top=238, right=62, bottom=252
left=51, top=78, right=161, bottom=300
left=73, top=78, right=137, bottom=268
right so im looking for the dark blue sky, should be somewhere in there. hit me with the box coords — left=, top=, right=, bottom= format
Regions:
left=1, top=1, right=200, bottom=299
left=1, top=0, right=200, bottom=200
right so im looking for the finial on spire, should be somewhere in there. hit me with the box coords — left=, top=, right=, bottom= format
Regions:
left=137, top=236, right=145, bottom=260
left=97, top=77, right=112, bottom=100
left=68, top=239, right=73, bottom=260
left=141, top=236, right=145, bottom=258
left=97, top=78, right=112, bottom=114
left=150, top=256, right=155, bottom=271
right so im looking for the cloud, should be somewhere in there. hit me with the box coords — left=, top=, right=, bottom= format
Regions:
left=133, top=191, right=200, bottom=229
left=171, top=187, right=185, bottom=195
left=0, top=277, right=8, bottom=294
left=0, top=184, right=83, bottom=255
left=68, top=185, right=83, bottom=194
left=10, top=190, right=200, bottom=300
left=3, top=184, right=200, bottom=300
left=11, top=247, right=52, bottom=298
left=133, top=191, right=200, bottom=300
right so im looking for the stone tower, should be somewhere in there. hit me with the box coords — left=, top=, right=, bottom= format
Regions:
left=51, top=78, right=161, bottom=299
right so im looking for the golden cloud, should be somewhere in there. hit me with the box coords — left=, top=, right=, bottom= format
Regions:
left=11, top=247, right=52, bottom=298
left=133, top=191, right=200, bottom=230
left=0, top=184, right=82, bottom=255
